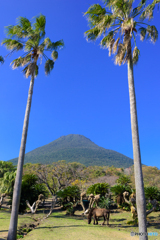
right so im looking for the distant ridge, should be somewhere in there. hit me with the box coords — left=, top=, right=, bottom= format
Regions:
left=9, top=134, right=133, bottom=168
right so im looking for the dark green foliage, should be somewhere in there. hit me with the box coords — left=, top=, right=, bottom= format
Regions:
left=86, top=183, right=110, bottom=197
left=0, top=56, right=4, bottom=64
left=119, top=202, right=131, bottom=211
left=9, top=134, right=133, bottom=168
left=10, top=174, right=48, bottom=213
left=116, top=174, right=131, bottom=186
left=0, top=161, right=16, bottom=178
left=56, top=185, right=80, bottom=207
left=144, top=186, right=160, bottom=201
left=98, top=196, right=112, bottom=209
left=110, top=184, right=132, bottom=196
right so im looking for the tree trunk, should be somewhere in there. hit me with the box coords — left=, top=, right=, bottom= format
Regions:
left=127, top=43, right=147, bottom=240
left=7, top=73, right=35, bottom=240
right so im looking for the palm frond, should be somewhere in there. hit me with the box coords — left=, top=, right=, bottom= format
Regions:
left=35, top=65, right=39, bottom=76
left=146, top=25, right=158, bottom=42
left=140, top=0, right=160, bottom=20
left=11, top=55, right=31, bottom=69
left=44, top=38, right=64, bottom=50
left=109, top=38, right=115, bottom=56
left=100, top=31, right=114, bottom=48
left=85, top=27, right=101, bottom=41
left=45, top=59, right=54, bottom=75
left=5, top=18, right=31, bottom=39
left=131, top=6, right=142, bottom=18
left=24, top=39, right=35, bottom=51
left=37, top=43, right=45, bottom=55
left=21, top=55, right=32, bottom=67
left=25, top=62, right=36, bottom=78
left=33, top=14, right=46, bottom=37
left=98, top=15, right=113, bottom=31
left=84, top=4, right=106, bottom=27
left=18, top=17, right=31, bottom=30
left=2, top=39, right=23, bottom=51
left=51, top=51, right=58, bottom=61
left=132, top=47, right=140, bottom=65
left=113, top=38, right=120, bottom=54
left=0, top=56, right=4, bottom=64
left=44, top=37, right=52, bottom=48
left=3, top=14, right=63, bottom=77
left=50, top=40, right=64, bottom=50
left=115, top=43, right=126, bottom=66
left=21, top=64, right=29, bottom=76
left=139, top=27, right=146, bottom=41
left=11, top=57, right=23, bottom=69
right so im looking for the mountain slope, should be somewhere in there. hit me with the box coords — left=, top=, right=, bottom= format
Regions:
left=9, top=134, right=133, bottom=168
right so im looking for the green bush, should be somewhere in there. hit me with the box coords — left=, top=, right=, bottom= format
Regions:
left=144, top=186, right=160, bottom=201
left=86, top=183, right=110, bottom=197
left=116, top=174, right=131, bottom=186
left=56, top=185, right=80, bottom=207
left=98, top=196, right=112, bottom=209
left=10, top=174, right=48, bottom=213
left=110, top=184, right=132, bottom=196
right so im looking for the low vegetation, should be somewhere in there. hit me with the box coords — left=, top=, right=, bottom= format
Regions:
left=0, top=161, right=160, bottom=239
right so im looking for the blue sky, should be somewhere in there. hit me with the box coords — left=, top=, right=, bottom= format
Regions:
left=0, top=0, right=159, bottom=168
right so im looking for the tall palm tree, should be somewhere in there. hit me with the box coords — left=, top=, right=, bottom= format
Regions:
left=2, top=14, right=64, bottom=240
left=84, top=1, right=158, bottom=239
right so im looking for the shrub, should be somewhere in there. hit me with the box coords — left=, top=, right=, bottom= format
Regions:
left=86, top=183, right=110, bottom=197
left=10, top=174, right=48, bottom=213
left=56, top=185, right=80, bottom=207
left=144, top=186, right=160, bottom=201
left=110, top=184, right=132, bottom=196
left=98, top=196, right=112, bottom=209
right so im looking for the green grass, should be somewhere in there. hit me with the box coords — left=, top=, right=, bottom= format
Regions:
left=0, top=209, right=160, bottom=240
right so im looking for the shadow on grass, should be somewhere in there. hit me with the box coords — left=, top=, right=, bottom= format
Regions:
left=148, top=222, right=160, bottom=230
left=38, top=224, right=112, bottom=230
left=38, top=225, right=89, bottom=229
left=49, top=215, right=86, bottom=221
left=110, top=218, right=126, bottom=222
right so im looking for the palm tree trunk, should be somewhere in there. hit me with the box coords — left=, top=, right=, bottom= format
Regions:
left=7, top=73, right=35, bottom=240
left=127, top=42, right=147, bottom=240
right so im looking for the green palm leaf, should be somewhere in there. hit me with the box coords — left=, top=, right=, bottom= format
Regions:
left=2, top=39, right=23, bottom=51
left=51, top=50, right=58, bottom=61
left=45, top=59, right=54, bottom=75
left=2, top=15, right=64, bottom=77
left=84, top=0, right=158, bottom=65
left=0, top=56, right=4, bottom=64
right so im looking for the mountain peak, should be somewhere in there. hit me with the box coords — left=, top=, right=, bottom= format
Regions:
left=9, top=134, right=133, bottom=168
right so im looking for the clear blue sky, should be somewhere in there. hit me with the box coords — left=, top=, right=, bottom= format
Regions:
left=0, top=0, right=159, bottom=168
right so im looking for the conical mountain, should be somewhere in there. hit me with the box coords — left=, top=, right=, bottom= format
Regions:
left=9, top=134, right=133, bottom=168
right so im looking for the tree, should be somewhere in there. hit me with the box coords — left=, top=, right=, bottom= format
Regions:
left=29, top=161, right=85, bottom=196
left=84, top=1, right=158, bottom=238
left=86, top=182, right=110, bottom=196
left=0, top=161, right=16, bottom=178
left=0, top=171, right=16, bottom=195
left=2, top=15, right=64, bottom=240
left=116, top=174, right=131, bottom=186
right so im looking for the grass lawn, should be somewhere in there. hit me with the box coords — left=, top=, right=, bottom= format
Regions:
left=0, top=208, right=160, bottom=240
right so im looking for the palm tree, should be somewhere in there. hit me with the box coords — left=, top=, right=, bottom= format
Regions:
left=84, top=1, right=158, bottom=239
left=2, top=14, right=64, bottom=240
